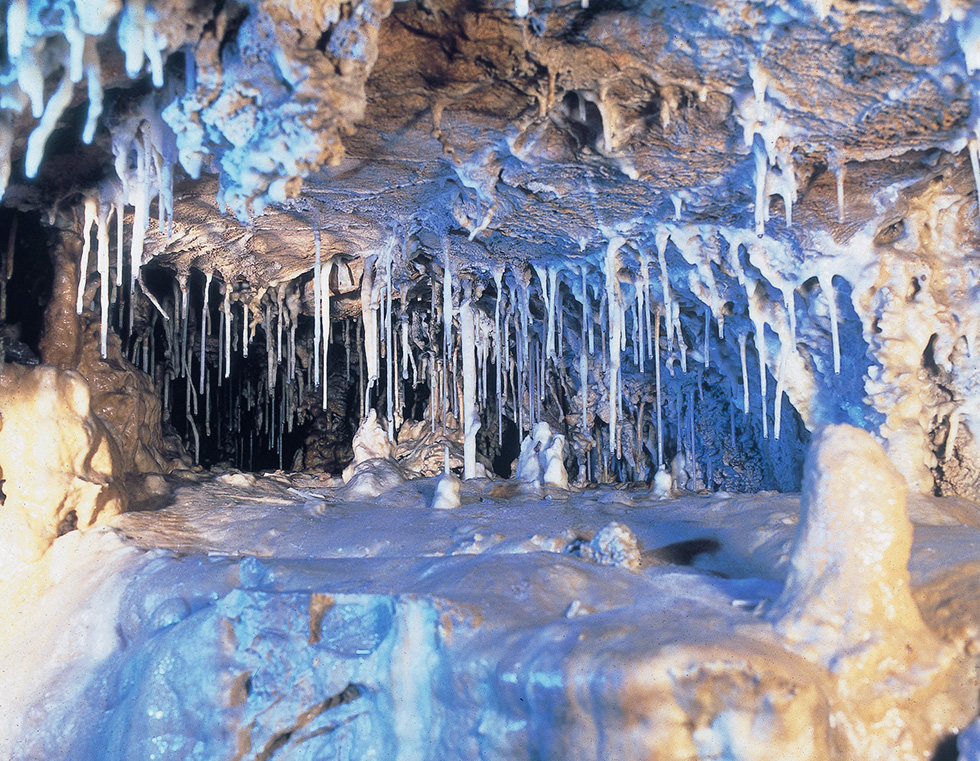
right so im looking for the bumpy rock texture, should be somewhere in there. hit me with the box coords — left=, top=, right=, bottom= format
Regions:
left=1, top=0, right=979, bottom=496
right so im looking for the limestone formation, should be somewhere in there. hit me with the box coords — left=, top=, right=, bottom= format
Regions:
left=0, top=364, right=124, bottom=573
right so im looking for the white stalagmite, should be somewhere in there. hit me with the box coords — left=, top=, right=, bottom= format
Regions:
left=77, top=197, right=97, bottom=315
left=460, top=286, right=481, bottom=479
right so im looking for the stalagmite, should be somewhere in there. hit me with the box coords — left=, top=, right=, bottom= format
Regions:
left=77, top=197, right=97, bottom=315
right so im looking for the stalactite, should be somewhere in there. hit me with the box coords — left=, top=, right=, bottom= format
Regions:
left=200, top=271, right=212, bottom=395
left=361, top=255, right=379, bottom=411
left=442, top=241, right=453, bottom=431
left=77, top=197, right=97, bottom=314
left=223, top=280, right=232, bottom=380
left=460, top=280, right=480, bottom=479
left=605, top=236, right=625, bottom=458
left=580, top=264, right=590, bottom=445
left=321, top=258, right=334, bottom=411
left=96, top=202, right=112, bottom=357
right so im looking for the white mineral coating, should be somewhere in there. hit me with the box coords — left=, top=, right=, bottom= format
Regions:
left=768, top=424, right=976, bottom=760
left=431, top=471, right=462, bottom=510
left=515, top=421, right=569, bottom=489
left=651, top=464, right=672, bottom=499
left=0, top=364, right=125, bottom=574
left=579, top=521, right=641, bottom=570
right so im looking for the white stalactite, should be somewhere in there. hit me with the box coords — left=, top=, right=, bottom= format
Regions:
left=605, top=236, right=625, bottom=458
left=461, top=287, right=481, bottom=479
left=96, top=202, right=112, bottom=357
left=77, top=197, right=97, bottom=314
left=200, top=271, right=212, bottom=395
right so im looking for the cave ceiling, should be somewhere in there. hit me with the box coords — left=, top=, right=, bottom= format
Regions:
left=4, top=0, right=979, bottom=281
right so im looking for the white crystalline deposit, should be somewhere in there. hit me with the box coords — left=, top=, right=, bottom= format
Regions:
left=0, top=364, right=125, bottom=576
left=342, top=408, right=394, bottom=483
left=431, top=471, right=462, bottom=510
left=515, top=421, right=569, bottom=488
left=768, top=424, right=975, bottom=761
left=579, top=522, right=641, bottom=570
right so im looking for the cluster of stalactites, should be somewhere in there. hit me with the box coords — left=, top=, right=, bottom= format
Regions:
left=76, top=212, right=832, bottom=483
left=0, top=0, right=179, bottom=199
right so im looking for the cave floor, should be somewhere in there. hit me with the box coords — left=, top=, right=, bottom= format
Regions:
left=3, top=472, right=980, bottom=759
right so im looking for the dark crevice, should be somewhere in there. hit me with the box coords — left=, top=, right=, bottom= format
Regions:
left=253, top=683, right=363, bottom=761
